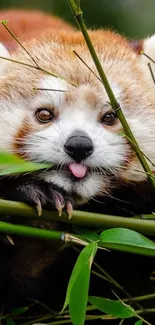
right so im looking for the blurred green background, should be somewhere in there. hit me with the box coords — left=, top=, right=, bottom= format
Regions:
left=0, top=0, right=155, bottom=39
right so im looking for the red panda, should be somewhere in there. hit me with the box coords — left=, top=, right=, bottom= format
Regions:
left=0, top=29, right=155, bottom=215
left=0, top=24, right=155, bottom=319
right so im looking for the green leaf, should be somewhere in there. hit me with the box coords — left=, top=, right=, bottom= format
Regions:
left=88, top=296, right=134, bottom=319
left=69, top=243, right=98, bottom=325
left=62, top=242, right=98, bottom=312
left=12, top=306, right=29, bottom=315
left=0, top=151, right=23, bottom=164
left=69, top=263, right=90, bottom=325
left=99, top=228, right=155, bottom=256
left=6, top=317, right=16, bottom=325
left=0, top=151, right=51, bottom=175
left=135, top=320, right=143, bottom=325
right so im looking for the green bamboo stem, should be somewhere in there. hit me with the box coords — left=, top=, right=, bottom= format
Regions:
left=140, top=214, right=155, bottom=220
left=91, top=270, right=111, bottom=282
left=21, top=314, right=55, bottom=325
left=27, top=309, right=155, bottom=325
left=0, top=220, right=64, bottom=241
left=1, top=199, right=155, bottom=235
left=123, top=293, right=155, bottom=303
left=67, top=0, right=155, bottom=187
left=64, top=293, right=155, bottom=313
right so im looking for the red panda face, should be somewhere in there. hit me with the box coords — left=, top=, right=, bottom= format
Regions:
left=0, top=30, right=155, bottom=203
left=13, top=77, right=128, bottom=202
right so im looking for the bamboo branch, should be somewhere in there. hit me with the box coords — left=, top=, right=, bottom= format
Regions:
left=0, top=218, right=88, bottom=246
left=67, top=0, right=155, bottom=187
left=0, top=220, right=64, bottom=241
left=0, top=199, right=155, bottom=235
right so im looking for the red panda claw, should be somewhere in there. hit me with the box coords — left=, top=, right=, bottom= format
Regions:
left=55, top=197, right=65, bottom=217
left=66, top=201, right=73, bottom=220
left=6, top=234, right=14, bottom=246
left=36, top=198, right=42, bottom=217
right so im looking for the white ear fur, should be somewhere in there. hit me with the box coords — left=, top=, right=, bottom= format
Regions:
left=143, top=35, right=155, bottom=63
left=0, top=43, right=10, bottom=75
left=140, top=35, right=155, bottom=79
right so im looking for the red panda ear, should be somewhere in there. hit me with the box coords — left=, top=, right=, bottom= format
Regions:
left=141, top=35, right=155, bottom=62
left=130, top=35, right=155, bottom=77
left=130, top=35, right=155, bottom=61
left=0, top=42, right=10, bottom=75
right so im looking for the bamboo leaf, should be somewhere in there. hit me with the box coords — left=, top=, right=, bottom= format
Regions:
left=99, top=228, right=155, bottom=256
left=88, top=296, right=135, bottom=318
left=0, top=151, right=51, bottom=175
left=69, top=242, right=98, bottom=325
left=0, top=151, right=24, bottom=164
left=6, top=317, right=16, bottom=325
left=62, top=242, right=98, bottom=313
left=12, top=306, right=29, bottom=315
left=69, top=263, right=90, bottom=325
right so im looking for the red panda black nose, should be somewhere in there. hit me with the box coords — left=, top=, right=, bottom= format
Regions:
left=64, top=130, right=94, bottom=162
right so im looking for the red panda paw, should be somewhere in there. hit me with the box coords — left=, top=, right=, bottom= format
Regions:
left=0, top=176, right=75, bottom=218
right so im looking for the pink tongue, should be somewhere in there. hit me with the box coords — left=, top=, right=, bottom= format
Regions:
left=69, top=163, right=88, bottom=178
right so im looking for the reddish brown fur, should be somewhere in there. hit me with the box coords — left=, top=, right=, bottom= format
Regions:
left=13, top=117, right=35, bottom=157
left=0, top=9, right=73, bottom=51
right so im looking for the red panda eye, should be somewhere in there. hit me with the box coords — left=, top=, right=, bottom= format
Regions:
left=35, top=109, right=54, bottom=123
left=101, top=112, right=117, bottom=125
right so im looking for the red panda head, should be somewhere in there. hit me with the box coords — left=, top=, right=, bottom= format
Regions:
left=0, top=29, right=155, bottom=203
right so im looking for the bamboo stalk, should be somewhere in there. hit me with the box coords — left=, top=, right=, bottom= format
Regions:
left=0, top=220, right=64, bottom=241
left=67, top=0, right=155, bottom=187
left=1, top=199, right=155, bottom=235
left=0, top=219, right=89, bottom=247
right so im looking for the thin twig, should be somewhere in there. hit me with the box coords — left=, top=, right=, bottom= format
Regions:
left=1, top=21, right=39, bottom=67
left=91, top=270, right=112, bottom=282
left=34, top=88, right=67, bottom=92
left=0, top=22, right=76, bottom=86
left=141, top=50, right=155, bottom=64
left=148, top=62, right=155, bottom=85
left=73, top=50, right=102, bottom=82
left=0, top=55, right=75, bottom=86
left=113, top=291, right=152, bottom=325
left=121, top=132, right=155, bottom=169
